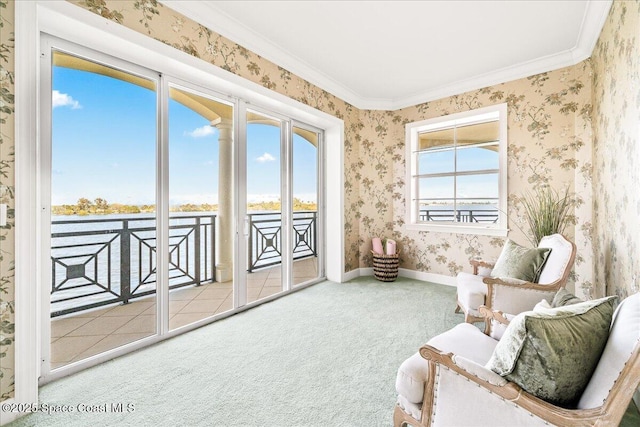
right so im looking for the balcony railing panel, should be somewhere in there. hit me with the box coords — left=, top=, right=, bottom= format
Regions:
left=51, top=211, right=317, bottom=317
left=248, top=211, right=317, bottom=272
left=51, top=214, right=215, bottom=317
left=419, top=209, right=498, bottom=223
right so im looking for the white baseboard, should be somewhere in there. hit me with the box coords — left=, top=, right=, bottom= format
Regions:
left=359, top=267, right=374, bottom=276
left=342, top=269, right=361, bottom=282
left=398, top=268, right=457, bottom=286
left=0, top=398, right=21, bottom=425
left=342, top=268, right=456, bottom=287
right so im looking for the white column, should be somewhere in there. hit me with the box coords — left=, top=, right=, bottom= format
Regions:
left=214, top=118, right=233, bottom=282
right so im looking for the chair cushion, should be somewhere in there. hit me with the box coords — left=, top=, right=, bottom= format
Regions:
left=491, top=239, right=551, bottom=282
left=397, top=394, right=422, bottom=421
left=396, top=323, right=498, bottom=404
left=578, top=292, right=640, bottom=409
left=486, top=296, right=617, bottom=407
left=537, top=234, right=573, bottom=284
left=456, top=272, right=487, bottom=316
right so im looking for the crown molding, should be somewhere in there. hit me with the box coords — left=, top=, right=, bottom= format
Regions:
left=160, top=0, right=364, bottom=106
left=161, top=0, right=612, bottom=111
left=574, top=0, right=613, bottom=62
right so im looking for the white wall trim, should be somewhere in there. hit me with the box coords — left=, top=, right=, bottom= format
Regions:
left=344, top=268, right=456, bottom=287
left=160, top=0, right=612, bottom=111
left=324, top=119, right=345, bottom=283
left=342, top=269, right=361, bottom=283
left=0, top=398, right=18, bottom=425
left=574, top=0, right=613, bottom=63
left=9, top=0, right=344, bottom=416
left=398, top=268, right=457, bottom=287
left=161, top=0, right=365, bottom=111
left=8, top=0, right=41, bottom=420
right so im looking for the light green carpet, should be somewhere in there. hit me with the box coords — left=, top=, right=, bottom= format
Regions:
left=10, top=277, right=463, bottom=427
left=9, top=277, right=639, bottom=426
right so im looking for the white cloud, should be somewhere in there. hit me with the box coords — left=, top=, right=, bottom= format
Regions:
left=256, top=152, right=276, bottom=163
left=186, top=125, right=216, bottom=138
left=52, top=90, right=81, bottom=109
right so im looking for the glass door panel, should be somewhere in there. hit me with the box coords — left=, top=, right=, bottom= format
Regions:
left=292, top=126, right=320, bottom=286
left=246, top=111, right=283, bottom=302
left=50, top=51, right=157, bottom=369
left=168, top=86, right=234, bottom=330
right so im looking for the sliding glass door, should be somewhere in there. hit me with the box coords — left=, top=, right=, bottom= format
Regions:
left=245, top=110, right=284, bottom=302
left=292, top=124, right=321, bottom=287
left=47, top=49, right=159, bottom=370
left=242, top=114, right=322, bottom=299
left=167, top=84, right=235, bottom=330
left=41, top=35, right=324, bottom=381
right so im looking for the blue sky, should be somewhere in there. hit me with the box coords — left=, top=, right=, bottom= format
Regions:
left=52, top=66, right=318, bottom=207
left=418, top=146, right=498, bottom=204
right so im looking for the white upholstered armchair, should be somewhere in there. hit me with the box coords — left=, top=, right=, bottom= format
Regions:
left=394, top=292, right=640, bottom=427
left=455, top=234, right=576, bottom=324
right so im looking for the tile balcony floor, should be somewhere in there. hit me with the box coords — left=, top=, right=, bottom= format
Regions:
left=51, top=257, right=318, bottom=370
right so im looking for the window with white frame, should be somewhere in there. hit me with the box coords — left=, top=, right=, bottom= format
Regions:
left=405, top=103, right=508, bottom=236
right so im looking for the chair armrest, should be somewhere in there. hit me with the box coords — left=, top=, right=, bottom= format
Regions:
left=451, top=355, right=507, bottom=386
left=483, top=276, right=546, bottom=290
left=480, top=278, right=557, bottom=337
left=470, top=258, right=494, bottom=275
left=483, top=277, right=557, bottom=312
left=414, top=344, right=612, bottom=427
left=478, top=305, right=511, bottom=326
left=479, top=305, right=515, bottom=336
left=418, top=344, right=521, bottom=400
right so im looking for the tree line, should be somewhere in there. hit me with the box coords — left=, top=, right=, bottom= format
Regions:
left=52, top=197, right=317, bottom=216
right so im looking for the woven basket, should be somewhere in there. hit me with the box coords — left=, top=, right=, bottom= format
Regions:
left=372, top=251, right=399, bottom=282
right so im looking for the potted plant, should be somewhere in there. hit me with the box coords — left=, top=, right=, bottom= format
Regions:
left=520, top=186, right=574, bottom=246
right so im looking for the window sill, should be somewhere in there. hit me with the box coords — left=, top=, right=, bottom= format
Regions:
left=405, top=223, right=509, bottom=237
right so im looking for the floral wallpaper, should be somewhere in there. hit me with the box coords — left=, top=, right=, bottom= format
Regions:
left=0, top=0, right=637, bottom=403
left=356, top=65, right=595, bottom=297
left=591, top=0, right=640, bottom=300
left=0, top=0, right=15, bottom=402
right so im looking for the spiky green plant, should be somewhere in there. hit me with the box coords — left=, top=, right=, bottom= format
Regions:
left=520, top=186, right=574, bottom=246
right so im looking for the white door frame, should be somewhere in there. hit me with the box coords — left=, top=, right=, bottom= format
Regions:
left=38, top=33, right=168, bottom=384
left=11, top=0, right=344, bottom=420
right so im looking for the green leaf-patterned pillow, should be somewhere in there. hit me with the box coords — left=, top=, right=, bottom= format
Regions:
left=490, top=239, right=551, bottom=282
left=485, top=296, right=617, bottom=408
left=551, top=288, right=583, bottom=307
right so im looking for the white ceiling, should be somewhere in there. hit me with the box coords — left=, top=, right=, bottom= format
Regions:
left=161, top=1, right=612, bottom=110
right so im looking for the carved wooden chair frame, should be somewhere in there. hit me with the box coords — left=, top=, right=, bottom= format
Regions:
left=393, top=305, right=640, bottom=427
left=455, top=234, right=577, bottom=325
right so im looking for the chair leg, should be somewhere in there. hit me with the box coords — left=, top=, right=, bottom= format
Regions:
left=454, top=303, right=461, bottom=314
